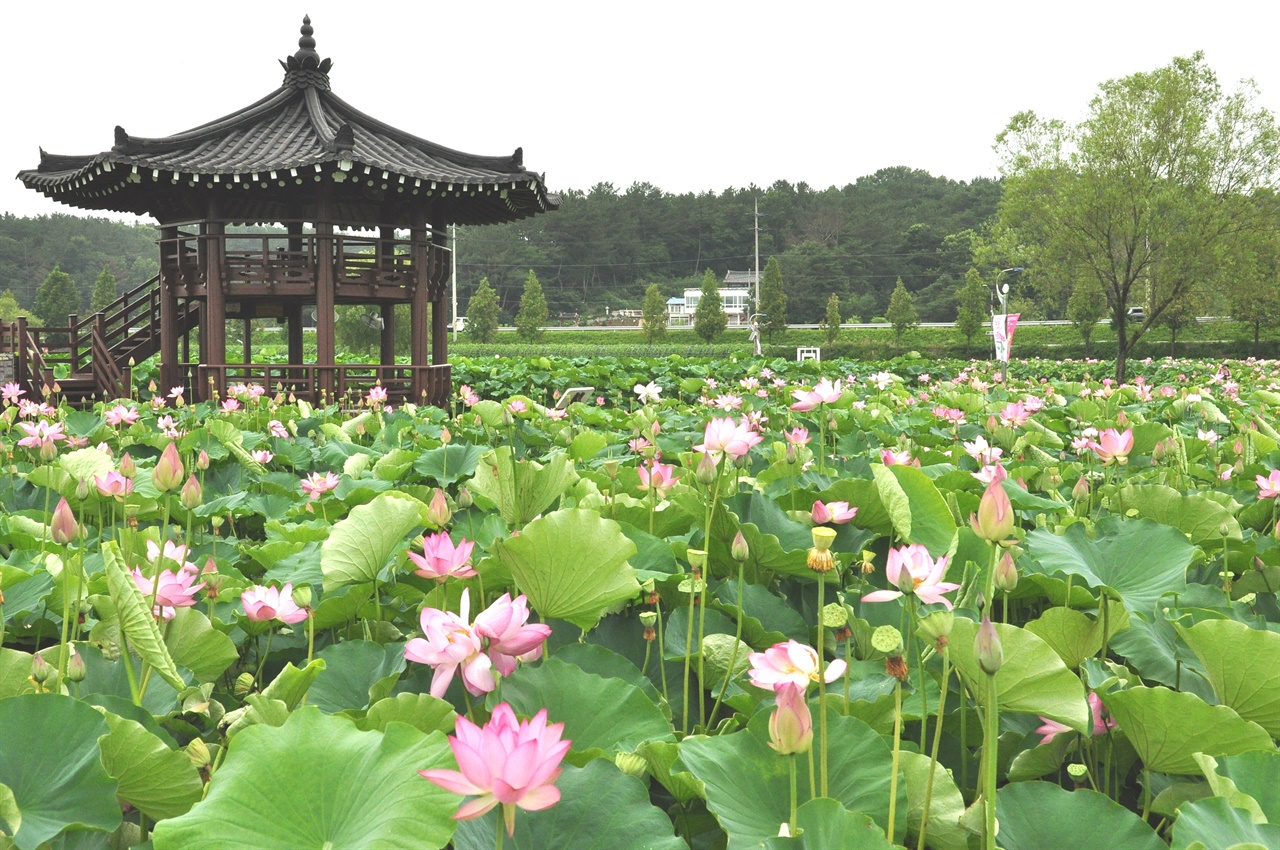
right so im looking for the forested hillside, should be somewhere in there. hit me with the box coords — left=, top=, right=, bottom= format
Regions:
left=0, top=167, right=999, bottom=324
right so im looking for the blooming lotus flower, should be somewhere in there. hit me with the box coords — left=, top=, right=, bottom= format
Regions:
left=300, top=471, right=340, bottom=499
left=104, top=404, right=140, bottom=426
left=147, top=539, right=197, bottom=573
left=409, top=532, right=477, bottom=582
left=861, top=544, right=959, bottom=609
left=242, top=582, right=309, bottom=624
left=420, top=703, right=570, bottom=836
left=999, top=401, right=1030, bottom=428
left=1034, top=715, right=1073, bottom=745
left=637, top=461, right=677, bottom=498
left=366, top=385, right=388, bottom=406
left=131, top=565, right=203, bottom=620
left=405, top=588, right=494, bottom=697
left=790, top=378, right=842, bottom=412
left=783, top=427, right=810, bottom=446
left=748, top=639, right=846, bottom=693
left=634, top=381, right=662, bottom=404
left=1258, top=470, right=1280, bottom=499
left=881, top=448, right=916, bottom=466
left=1036, top=692, right=1115, bottom=745
left=268, top=419, right=289, bottom=438
left=696, top=417, right=762, bottom=460
left=768, top=682, right=813, bottom=755
left=1, top=382, right=25, bottom=404
left=507, top=399, right=527, bottom=414
left=473, top=593, right=552, bottom=677
left=1089, top=428, right=1133, bottom=465
left=811, top=500, right=857, bottom=525
left=221, top=398, right=242, bottom=413
left=250, top=450, right=274, bottom=464
left=17, top=420, right=66, bottom=459
left=95, top=470, right=134, bottom=499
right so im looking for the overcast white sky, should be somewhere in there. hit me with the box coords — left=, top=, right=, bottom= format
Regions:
left=3, top=1, right=1277, bottom=221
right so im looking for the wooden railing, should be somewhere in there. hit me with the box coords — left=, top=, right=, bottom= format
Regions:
left=196, top=363, right=451, bottom=407
left=0, top=317, right=59, bottom=397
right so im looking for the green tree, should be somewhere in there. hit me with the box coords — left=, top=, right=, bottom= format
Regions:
left=885, top=277, right=918, bottom=347
left=641, top=283, right=668, bottom=343
left=693, top=269, right=727, bottom=342
left=90, top=264, right=117, bottom=313
left=995, top=52, right=1280, bottom=380
left=34, top=265, right=80, bottom=326
left=0, top=289, right=23, bottom=322
left=1158, top=288, right=1205, bottom=355
left=821, top=293, right=842, bottom=345
left=515, top=270, right=548, bottom=342
left=758, top=256, right=788, bottom=341
left=1066, top=275, right=1108, bottom=355
left=954, top=269, right=988, bottom=356
left=466, top=277, right=501, bottom=343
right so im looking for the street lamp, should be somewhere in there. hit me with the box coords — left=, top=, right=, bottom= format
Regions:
left=992, top=267, right=1024, bottom=361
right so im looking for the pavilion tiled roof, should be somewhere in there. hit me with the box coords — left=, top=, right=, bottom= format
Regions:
left=17, top=17, right=557, bottom=226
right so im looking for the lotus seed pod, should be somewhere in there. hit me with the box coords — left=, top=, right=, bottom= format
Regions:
left=871, top=625, right=904, bottom=656
left=820, top=603, right=848, bottom=629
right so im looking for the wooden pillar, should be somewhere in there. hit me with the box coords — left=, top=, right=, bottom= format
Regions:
left=431, top=221, right=449, bottom=368
left=159, top=225, right=180, bottom=393
left=409, top=213, right=431, bottom=404
left=285, top=302, right=304, bottom=364
left=203, top=214, right=227, bottom=401
left=315, top=197, right=336, bottom=401
left=243, top=317, right=252, bottom=365
left=380, top=303, right=396, bottom=373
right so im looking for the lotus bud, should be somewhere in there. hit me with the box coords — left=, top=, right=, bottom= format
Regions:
left=153, top=442, right=185, bottom=492
left=119, top=452, right=136, bottom=478
left=1116, top=410, right=1129, bottom=426
left=614, top=751, right=648, bottom=778
left=292, top=584, right=313, bottom=609
left=695, top=451, right=718, bottom=486
left=427, top=488, right=452, bottom=527
left=50, top=497, right=79, bottom=545
left=987, top=414, right=1000, bottom=432
left=1072, top=475, right=1090, bottom=501
left=994, top=550, right=1019, bottom=593
left=785, top=442, right=797, bottom=464
left=66, top=646, right=87, bottom=683
left=31, top=652, right=53, bottom=685
left=970, top=480, right=1015, bottom=543
left=1235, top=439, right=1245, bottom=455
left=501, top=408, right=514, bottom=427
left=807, top=527, right=837, bottom=573
left=975, top=615, right=1004, bottom=675
left=197, top=450, right=210, bottom=471
left=1152, top=439, right=1168, bottom=462
left=731, top=531, right=750, bottom=563
left=457, top=486, right=473, bottom=509
left=180, top=474, right=203, bottom=510
left=1219, top=520, right=1232, bottom=538
left=75, top=477, right=91, bottom=501
left=440, top=426, right=452, bottom=445
left=769, top=683, right=814, bottom=755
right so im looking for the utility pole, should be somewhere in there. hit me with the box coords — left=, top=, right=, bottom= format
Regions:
left=450, top=224, right=458, bottom=342
left=753, top=197, right=761, bottom=314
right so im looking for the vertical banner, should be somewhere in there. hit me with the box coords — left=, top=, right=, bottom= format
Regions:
left=992, top=314, right=1008, bottom=362
left=1003, top=313, right=1020, bottom=363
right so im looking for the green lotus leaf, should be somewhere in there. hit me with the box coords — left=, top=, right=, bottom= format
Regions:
left=58, top=447, right=115, bottom=489
left=321, top=490, right=428, bottom=592
left=1024, top=602, right=1127, bottom=670
left=372, top=447, right=418, bottom=482
left=469, top=446, right=576, bottom=527
left=996, top=781, right=1164, bottom=850
left=97, top=712, right=203, bottom=821
left=948, top=618, right=1089, bottom=732
left=152, top=707, right=457, bottom=850
left=308, top=640, right=407, bottom=714
left=1196, top=750, right=1280, bottom=825
left=164, top=606, right=237, bottom=683
left=761, top=798, right=896, bottom=849
left=1176, top=618, right=1280, bottom=737
left=1171, top=797, right=1280, bottom=850
left=873, top=462, right=956, bottom=558
left=1115, top=483, right=1241, bottom=546
left=1024, top=516, right=1193, bottom=614
left=358, top=692, right=456, bottom=735
left=0, top=695, right=121, bottom=850
left=413, top=443, right=489, bottom=487
left=1101, top=686, right=1274, bottom=775
left=899, top=751, right=969, bottom=850
left=102, top=541, right=185, bottom=692
left=493, top=508, right=639, bottom=630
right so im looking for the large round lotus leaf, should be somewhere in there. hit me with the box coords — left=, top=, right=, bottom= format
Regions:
left=761, top=798, right=896, bottom=849
left=995, top=781, right=1164, bottom=850
left=1171, top=796, right=1280, bottom=850
left=0, top=694, right=121, bottom=850
left=307, top=639, right=406, bottom=714
left=163, top=606, right=237, bottom=683
left=1114, top=483, right=1241, bottom=546
left=899, top=751, right=969, bottom=850
left=1176, top=618, right=1280, bottom=737
left=321, top=490, right=428, bottom=592
left=948, top=618, right=1089, bottom=733
left=97, top=713, right=203, bottom=821
left=1024, top=516, right=1193, bottom=614
left=413, top=444, right=489, bottom=487
left=1101, top=687, right=1274, bottom=775
left=451, top=759, right=685, bottom=850
left=1196, top=750, right=1280, bottom=826
left=468, top=446, right=576, bottom=527
left=152, top=707, right=457, bottom=850
left=677, top=707, right=905, bottom=850
left=495, top=656, right=671, bottom=764
left=493, top=508, right=640, bottom=630
left=872, top=463, right=956, bottom=558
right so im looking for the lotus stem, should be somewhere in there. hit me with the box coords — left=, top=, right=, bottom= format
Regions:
left=888, top=678, right=903, bottom=841
left=917, top=657, right=950, bottom=850
left=983, top=673, right=1000, bottom=850
left=816, top=574, right=829, bottom=798
left=789, top=753, right=799, bottom=836
left=708, top=558, right=746, bottom=726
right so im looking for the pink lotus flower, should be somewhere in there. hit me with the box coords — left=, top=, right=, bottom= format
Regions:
left=784, top=427, right=810, bottom=446
left=473, top=593, right=552, bottom=677
left=811, top=500, right=857, bottom=525
left=221, top=398, right=242, bottom=413
left=459, top=385, right=480, bottom=407
left=507, top=400, right=527, bottom=414
left=880, top=448, right=916, bottom=466
left=242, top=582, right=309, bottom=624
left=1, top=382, right=25, bottom=404
left=300, top=471, right=340, bottom=499
left=366, top=385, right=389, bottom=406
left=970, top=477, right=1015, bottom=543
left=131, top=562, right=203, bottom=620
left=1034, top=716, right=1073, bottom=745
left=104, top=404, right=140, bottom=426
left=790, top=378, right=842, bottom=412
left=1258, top=470, right=1280, bottom=499
left=250, top=449, right=274, bottom=464
left=638, top=461, right=677, bottom=498
left=95, top=470, right=134, bottom=499
left=409, top=532, right=477, bottom=582
left=17, top=420, right=66, bottom=459
left=152, top=442, right=185, bottom=492
left=768, top=682, right=813, bottom=755
left=420, top=702, right=570, bottom=836
left=999, top=401, right=1030, bottom=428
left=861, top=544, right=959, bottom=609
left=405, top=588, right=493, bottom=697
left=696, top=417, right=762, bottom=460
left=748, top=639, right=846, bottom=693
left=1037, top=692, right=1115, bottom=745
left=1089, top=428, right=1134, bottom=466
left=147, top=539, right=197, bottom=573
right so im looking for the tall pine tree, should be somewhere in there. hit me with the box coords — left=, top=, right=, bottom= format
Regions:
left=34, top=265, right=80, bottom=326
left=758, top=256, right=787, bottom=341
left=885, top=277, right=919, bottom=347
left=515, top=270, right=548, bottom=342
left=642, top=283, right=668, bottom=343
left=822, top=293, right=842, bottom=345
left=466, top=277, right=501, bottom=343
left=90, top=264, right=118, bottom=313
left=693, top=269, right=727, bottom=342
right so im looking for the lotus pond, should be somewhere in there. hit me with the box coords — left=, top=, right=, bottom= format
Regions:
left=4, top=355, right=1280, bottom=850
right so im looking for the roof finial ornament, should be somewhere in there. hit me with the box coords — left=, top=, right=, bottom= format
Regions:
left=280, top=15, right=333, bottom=90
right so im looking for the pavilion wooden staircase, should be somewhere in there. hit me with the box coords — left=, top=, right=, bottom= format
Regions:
left=1, top=275, right=199, bottom=405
